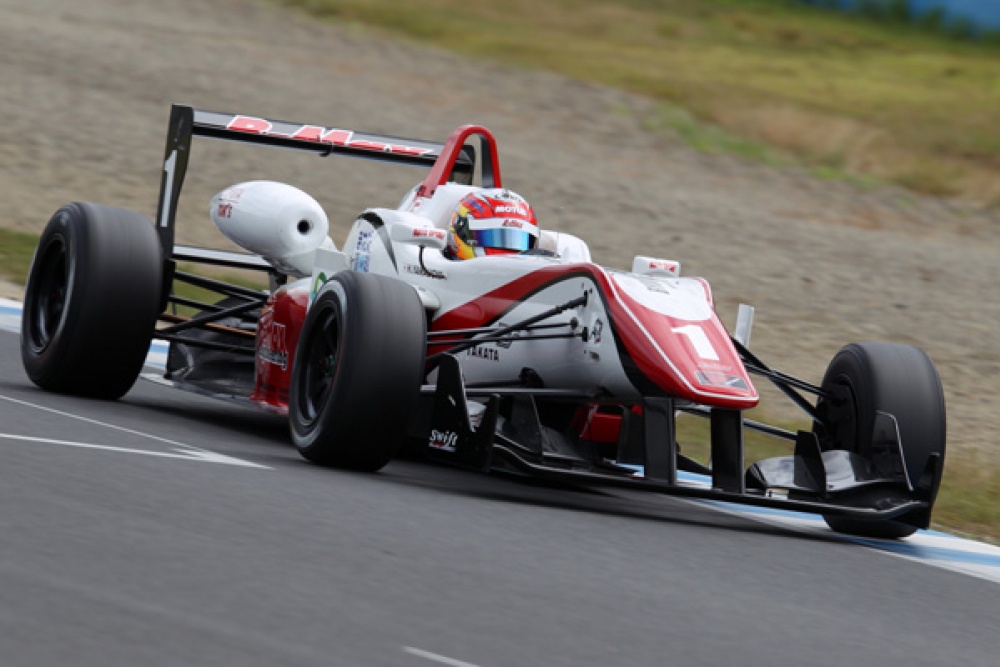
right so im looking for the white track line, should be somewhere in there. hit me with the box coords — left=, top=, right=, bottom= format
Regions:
left=0, top=432, right=267, bottom=468
left=0, top=394, right=269, bottom=469
left=403, top=646, right=483, bottom=667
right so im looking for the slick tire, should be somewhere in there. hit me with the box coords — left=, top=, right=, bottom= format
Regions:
left=289, top=271, right=426, bottom=471
left=814, top=342, right=946, bottom=539
left=21, top=203, right=163, bottom=399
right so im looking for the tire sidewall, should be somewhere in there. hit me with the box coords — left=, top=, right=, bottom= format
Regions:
left=21, top=202, right=162, bottom=398
left=815, top=344, right=875, bottom=457
left=288, top=271, right=427, bottom=470
left=22, top=206, right=85, bottom=380
left=289, top=279, right=350, bottom=450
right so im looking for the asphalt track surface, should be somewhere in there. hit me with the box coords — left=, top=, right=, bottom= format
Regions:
left=2, top=325, right=999, bottom=667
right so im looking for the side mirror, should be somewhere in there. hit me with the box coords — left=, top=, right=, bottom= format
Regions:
left=632, top=255, right=681, bottom=277
left=389, top=221, right=448, bottom=252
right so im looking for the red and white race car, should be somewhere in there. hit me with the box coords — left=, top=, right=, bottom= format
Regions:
left=21, top=105, right=946, bottom=539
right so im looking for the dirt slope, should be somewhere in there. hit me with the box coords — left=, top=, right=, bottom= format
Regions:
left=2, top=0, right=997, bottom=452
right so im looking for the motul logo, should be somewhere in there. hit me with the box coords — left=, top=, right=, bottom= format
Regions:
left=493, top=204, right=527, bottom=215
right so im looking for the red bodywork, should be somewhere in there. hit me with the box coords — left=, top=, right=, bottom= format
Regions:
left=251, top=261, right=757, bottom=415
left=430, top=264, right=757, bottom=409
left=248, top=121, right=755, bottom=416
left=251, top=287, right=308, bottom=410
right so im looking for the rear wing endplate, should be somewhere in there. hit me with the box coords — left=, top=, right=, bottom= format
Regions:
left=153, top=104, right=484, bottom=255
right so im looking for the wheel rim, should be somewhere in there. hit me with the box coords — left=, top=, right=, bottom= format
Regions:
left=297, top=303, right=340, bottom=427
left=28, top=237, right=70, bottom=353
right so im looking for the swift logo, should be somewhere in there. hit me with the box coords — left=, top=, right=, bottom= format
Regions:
left=428, top=429, right=459, bottom=452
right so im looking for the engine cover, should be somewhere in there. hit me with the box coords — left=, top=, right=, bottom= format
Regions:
left=210, top=180, right=333, bottom=277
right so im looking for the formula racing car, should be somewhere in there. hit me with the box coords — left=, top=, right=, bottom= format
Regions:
left=21, top=105, right=947, bottom=539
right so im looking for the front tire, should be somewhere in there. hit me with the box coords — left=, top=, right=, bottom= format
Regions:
left=814, top=342, right=946, bottom=539
left=21, top=203, right=163, bottom=399
left=288, top=271, right=426, bottom=471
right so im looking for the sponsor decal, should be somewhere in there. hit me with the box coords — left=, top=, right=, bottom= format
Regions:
left=218, top=186, right=244, bottom=202
left=226, top=116, right=434, bottom=157
left=696, top=360, right=733, bottom=372
left=259, top=322, right=289, bottom=370
left=494, top=323, right=518, bottom=349
left=649, top=259, right=679, bottom=273
left=466, top=345, right=500, bottom=362
left=412, top=227, right=446, bottom=241
left=591, top=318, right=604, bottom=344
left=401, top=263, right=446, bottom=280
left=428, top=429, right=459, bottom=452
left=502, top=219, right=524, bottom=228
left=494, top=203, right=529, bottom=215
left=695, top=370, right=748, bottom=390
left=214, top=186, right=244, bottom=220
left=311, top=271, right=329, bottom=301
left=352, top=230, right=374, bottom=272
left=493, top=322, right=521, bottom=350
left=495, top=335, right=515, bottom=349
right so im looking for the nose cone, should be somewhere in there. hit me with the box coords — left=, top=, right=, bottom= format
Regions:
left=608, top=273, right=758, bottom=408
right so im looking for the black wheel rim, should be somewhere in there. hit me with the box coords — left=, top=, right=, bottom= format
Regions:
left=28, top=237, right=70, bottom=353
left=298, top=302, right=340, bottom=427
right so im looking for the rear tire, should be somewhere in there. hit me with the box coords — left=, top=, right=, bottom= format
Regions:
left=288, top=271, right=426, bottom=471
left=21, top=203, right=163, bottom=399
left=814, top=342, right=946, bottom=539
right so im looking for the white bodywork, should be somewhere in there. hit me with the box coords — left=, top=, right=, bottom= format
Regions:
left=211, top=178, right=754, bottom=406
left=210, top=181, right=335, bottom=278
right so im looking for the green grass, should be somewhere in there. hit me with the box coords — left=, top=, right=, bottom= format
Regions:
left=281, top=0, right=1000, bottom=204
left=934, top=450, right=1000, bottom=544
left=675, top=411, right=805, bottom=466
left=0, top=228, right=41, bottom=286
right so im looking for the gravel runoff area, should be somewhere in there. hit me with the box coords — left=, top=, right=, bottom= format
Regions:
left=2, top=0, right=998, bottom=453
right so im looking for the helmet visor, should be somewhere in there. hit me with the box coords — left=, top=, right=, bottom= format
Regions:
left=469, top=227, right=535, bottom=252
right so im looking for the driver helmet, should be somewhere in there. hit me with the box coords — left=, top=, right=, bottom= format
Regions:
left=447, top=188, right=539, bottom=260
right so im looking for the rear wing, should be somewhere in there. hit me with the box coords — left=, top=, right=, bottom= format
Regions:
left=153, top=104, right=500, bottom=257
